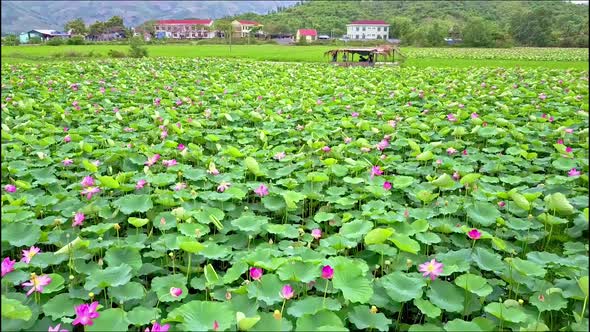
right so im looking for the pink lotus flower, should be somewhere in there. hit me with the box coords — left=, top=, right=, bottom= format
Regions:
left=81, top=186, right=100, bottom=200
left=351, top=112, right=359, bottom=117
left=250, top=267, right=263, bottom=280
left=274, top=152, right=286, bottom=160
left=452, top=172, right=460, bottom=181
left=321, top=265, right=334, bottom=280
left=418, top=259, right=444, bottom=281
left=217, top=182, right=231, bottom=193
left=376, top=139, right=389, bottom=151
left=565, top=128, right=574, bottom=134
left=154, top=98, right=161, bottom=106
left=64, top=135, right=71, bottom=143
left=177, top=144, right=185, bottom=151
left=557, top=139, right=564, bottom=145
left=21, top=246, right=41, bottom=264
left=468, top=229, right=482, bottom=240
left=124, top=127, right=135, bottom=132
left=162, top=159, right=177, bottom=167
left=360, top=147, right=371, bottom=153
left=316, top=99, right=323, bottom=105
left=81, top=176, right=95, bottom=187
left=296, top=124, right=304, bottom=131
left=462, top=149, right=468, bottom=156
left=136, top=179, right=147, bottom=190
left=471, top=112, right=479, bottom=119
left=174, top=183, right=187, bottom=191
left=62, top=158, right=73, bottom=166
left=145, top=322, right=170, bottom=332
left=568, top=168, right=581, bottom=177
left=175, top=99, right=183, bottom=106
left=322, top=146, right=331, bottom=152
left=160, top=130, right=168, bottom=139
left=72, top=301, right=100, bottom=326
left=213, top=321, right=219, bottom=331
left=565, top=147, right=573, bottom=153
left=92, top=160, right=101, bottom=167
left=207, top=163, right=220, bottom=175
left=383, top=181, right=392, bottom=190
left=436, top=159, right=442, bottom=165
left=549, top=116, right=554, bottom=122
left=48, top=323, right=68, bottom=332
left=4, top=184, right=16, bottom=193
left=344, top=137, right=352, bottom=144
left=73, top=212, right=85, bottom=227
left=145, top=154, right=161, bottom=167
left=63, top=127, right=69, bottom=132
left=22, top=273, right=52, bottom=296
left=447, top=147, right=457, bottom=155
left=458, top=104, right=465, bottom=108
left=254, top=184, right=269, bottom=197
left=281, top=284, right=294, bottom=299
left=1, top=257, right=16, bottom=277
left=498, top=201, right=506, bottom=208
left=370, top=166, right=383, bottom=179
left=311, top=228, right=322, bottom=239
left=447, top=114, right=457, bottom=122
left=170, top=287, right=183, bottom=297
left=539, top=93, right=547, bottom=100
left=541, top=114, right=547, bottom=119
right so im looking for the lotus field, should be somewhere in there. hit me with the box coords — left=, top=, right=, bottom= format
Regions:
left=1, top=58, right=589, bottom=332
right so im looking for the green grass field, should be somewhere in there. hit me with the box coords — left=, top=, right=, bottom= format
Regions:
left=1, top=44, right=588, bottom=69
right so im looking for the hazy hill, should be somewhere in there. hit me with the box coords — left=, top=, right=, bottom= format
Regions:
left=232, top=0, right=589, bottom=47
left=1, top=0, right=297, bottom=34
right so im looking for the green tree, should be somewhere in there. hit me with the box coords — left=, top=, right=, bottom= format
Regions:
left=88, top=21, right=105, bottom=36
left=3, top=34, right=20, bottom=46
left=64, top=18, right=87, bottom=35
left=463, top=17, right=494, bottom=47
left=105, top=16, right=125, bottom=29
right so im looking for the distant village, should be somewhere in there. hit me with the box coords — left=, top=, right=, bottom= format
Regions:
left=16, top=19, right=412, bottom=45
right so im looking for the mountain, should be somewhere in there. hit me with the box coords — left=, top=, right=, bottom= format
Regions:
left=0, top=1, right=298, bottom=34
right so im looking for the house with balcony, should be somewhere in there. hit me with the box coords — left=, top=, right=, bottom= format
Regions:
left=154, top=19, right=215, bottom=39
left=346, top=20, right=390, bottom=40
left=295, top=29, right=318, bottom=43
left=231, top=20, right=264, bottom=38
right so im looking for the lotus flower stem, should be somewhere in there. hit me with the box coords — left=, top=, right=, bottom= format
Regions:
left=581, top=295, right=588, bottom=322
left=186, top=253, right=192, bottom=283
left=280, top=298, right=287, bottom=317
left=322, top=280, right=329, bottom=308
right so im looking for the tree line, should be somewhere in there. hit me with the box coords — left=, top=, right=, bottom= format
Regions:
left=231, top=0, right=589, bottom=47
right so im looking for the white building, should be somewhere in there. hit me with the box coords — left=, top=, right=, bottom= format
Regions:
left=154, top=19, right=216, bottom=39
left=231, top=20, right=264, bottom=38
left=346, top=20, right=390, bottom=40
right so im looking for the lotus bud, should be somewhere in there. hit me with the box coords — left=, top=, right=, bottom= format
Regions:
left=528, top=214, right=533, bottom=220
left=406, top=259, right=413, bottom=268
left=273, top=309, right=282, bottom=320
left=69, top=275, right=75, bottom=280
left=384, top=260, right=391, bottom=266
left=269, top=239, right=274, bottom=244
left=66, top=233, right=70, bottom=238
left=97, top=258, right=103, bottom=267
left=244, top=206, right=249, bottom=210
left=89, top=292, right=95, bottom=298
left=97, top=237, right=102, bottom=241
left=370, top=306, right=378, bottom=314
left=114, top=223, right=121, bottom=231
left=225, top=292, right=232, bottom=300
left=169, top=252, right=174, bottom=257
left=518, top=299, right=524, bottom=305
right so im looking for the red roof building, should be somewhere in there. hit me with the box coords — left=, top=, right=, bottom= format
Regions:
left=236, top=20, right=263, bottom=26
left=296, top=28, right=318, bottom=42
left=297, top=29, right=318, bottom=36
left=231, top=20, right=265, bottom=38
